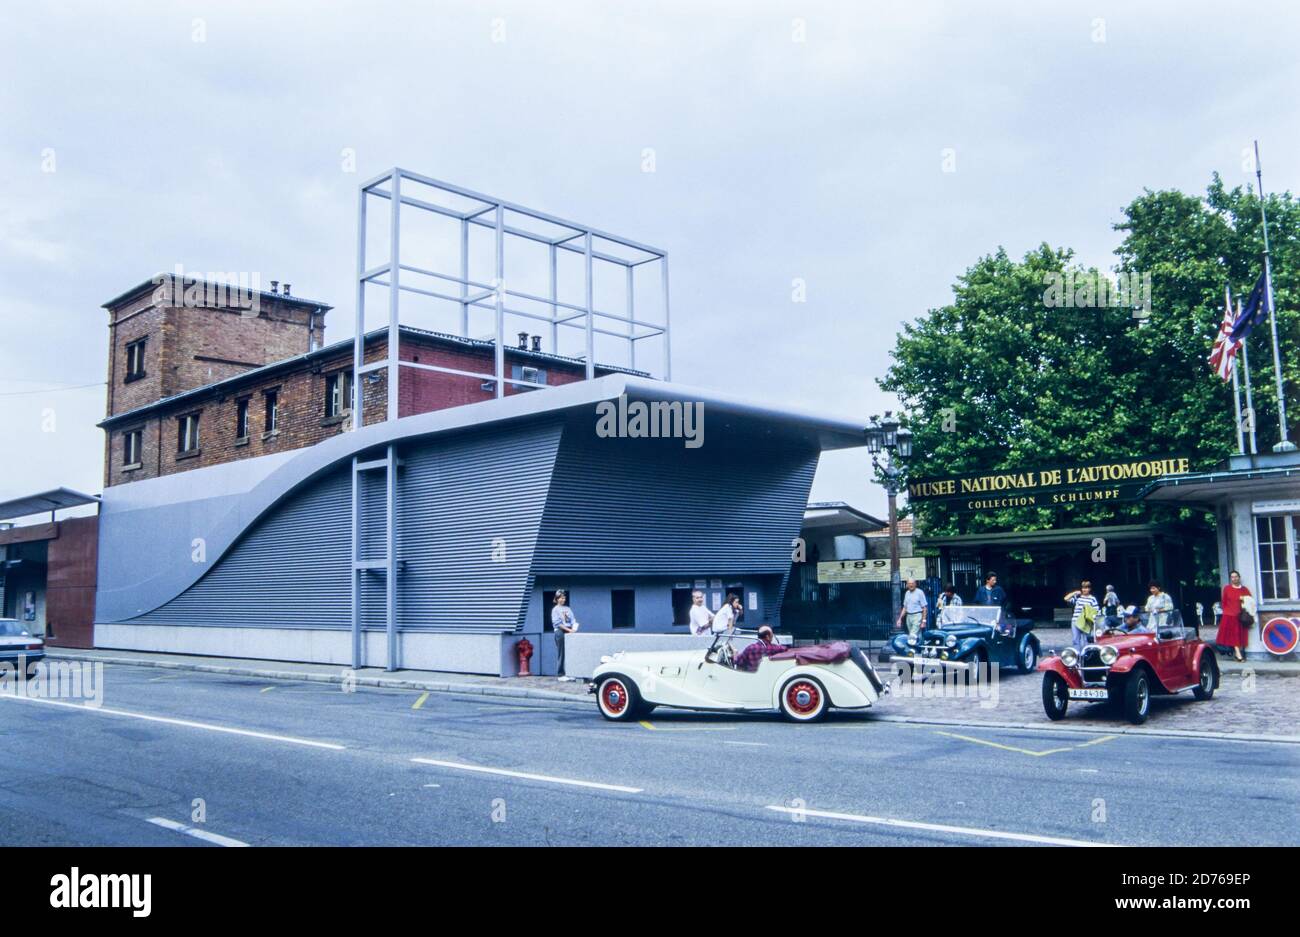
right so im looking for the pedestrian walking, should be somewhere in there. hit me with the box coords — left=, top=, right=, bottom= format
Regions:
left=688, top=590, right=714, bottom=635
left=1063, top=580, right=1100, bottom=650
left=1101, top=584, right=1121, bottom=627
left=1217, top=570, right=1252, bottom=662
left=551, top=591, right=579, bottom=677
left=896, top=579, right=928, bottom=636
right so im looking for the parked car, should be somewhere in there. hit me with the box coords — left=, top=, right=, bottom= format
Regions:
left=888, top=605, right=1040, bottom=674
left=1039, top=610, right=1218, bottom=724
left=589, top=630, right=886, bottom=723
left=0, top=618, right=44, bottom=677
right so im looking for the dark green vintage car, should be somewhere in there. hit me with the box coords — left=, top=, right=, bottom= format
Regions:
left=889, top=606, right=1040, bottom=674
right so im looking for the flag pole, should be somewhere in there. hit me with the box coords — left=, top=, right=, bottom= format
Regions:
left=1254, top=140, right=1295, bottom=451
left=1241, top=299, right=1259, bottom=455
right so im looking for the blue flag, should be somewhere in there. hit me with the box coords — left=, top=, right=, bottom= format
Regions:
left=1229, top=271, right=1269, bottom=342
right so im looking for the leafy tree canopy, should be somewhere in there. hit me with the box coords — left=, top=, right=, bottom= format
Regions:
left=881, top=174, right=1298, bottom=536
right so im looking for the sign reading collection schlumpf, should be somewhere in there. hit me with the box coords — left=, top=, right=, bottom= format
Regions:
left=907, top=455, right=1191, bottom=512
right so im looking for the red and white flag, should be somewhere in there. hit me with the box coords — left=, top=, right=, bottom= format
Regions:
left=1208, top=286, right=1240, bottom=382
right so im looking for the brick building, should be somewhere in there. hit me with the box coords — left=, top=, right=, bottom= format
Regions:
left=99, top=276, right=637, bottom=488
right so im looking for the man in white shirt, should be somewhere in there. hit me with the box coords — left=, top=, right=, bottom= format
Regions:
left=688, top=591, right=713, bottom=635
left=896, top=580, right=928, bottom=636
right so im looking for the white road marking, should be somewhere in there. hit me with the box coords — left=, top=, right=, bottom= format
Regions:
left=764, top=805, right=1115, bottom=847
left=0, top=695, right=345, bottom=750
left=723, top=740, right=769, bottom=747
left=411, top=757, right=642, bottom=793
left=146, top=817, right=249, bottom=847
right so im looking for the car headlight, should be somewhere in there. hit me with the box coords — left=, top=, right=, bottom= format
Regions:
left=906, top=635, right=918, bottom=646
left=599, top=655, right=613, bottom=664
left=1060, top=647, right=1078, bottom=667
left=945, top=635, right=958, bottom=648
left=1099, top=645, right=1119, bottom=665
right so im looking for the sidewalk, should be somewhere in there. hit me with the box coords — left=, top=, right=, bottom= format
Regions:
left=46, top=647, right=592, bottom=704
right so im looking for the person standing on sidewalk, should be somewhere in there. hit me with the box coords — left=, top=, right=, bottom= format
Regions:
left=688, top=590, right=713, bottom=635
left=551, top=591, right=579, bottom=677
left=974, top=573, right=1007, bottom=611
left=1064, top=580, right=1100, bottom=650
left=1217, top=571, right=1251, bottom=662
left=896, top=579, right=928, bottom=636
left=711, top=593, right=739, bottom=634
left=1145, top=580, right=1174, bottom=632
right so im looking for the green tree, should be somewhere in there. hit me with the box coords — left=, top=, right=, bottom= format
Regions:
left=882, top=175, right=1298, bottom=537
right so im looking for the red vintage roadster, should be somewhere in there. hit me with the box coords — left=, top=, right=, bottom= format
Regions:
left=1039, top=609, right=1218, bottom=724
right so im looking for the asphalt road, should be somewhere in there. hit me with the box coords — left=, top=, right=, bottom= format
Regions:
left=2, top=662, right=1296, bottom=846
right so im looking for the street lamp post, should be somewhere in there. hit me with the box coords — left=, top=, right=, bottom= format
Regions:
left=866, top=413, right=913, bottom=627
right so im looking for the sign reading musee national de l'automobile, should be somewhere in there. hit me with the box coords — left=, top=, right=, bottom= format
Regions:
left=907, top=455, right=1191, bottom=511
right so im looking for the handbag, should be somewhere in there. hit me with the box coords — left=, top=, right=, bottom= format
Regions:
left=1239, top=594, right=1255, bottom=628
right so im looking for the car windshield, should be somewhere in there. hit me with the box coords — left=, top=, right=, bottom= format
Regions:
left=0, top=620, right=31, bottom=637
left=943, top=606, right=1001, bottom=627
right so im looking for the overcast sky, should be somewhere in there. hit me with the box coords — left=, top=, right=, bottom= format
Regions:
left=2, top=0, right=1298, bottom=522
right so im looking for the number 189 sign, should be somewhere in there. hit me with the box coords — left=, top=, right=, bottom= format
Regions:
left=817, top=557, right=927, bottom=584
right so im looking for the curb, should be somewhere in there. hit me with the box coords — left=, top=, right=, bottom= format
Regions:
left=45, top=651, right=591, bottom=706
left=866, top=713, right=1300, bottom=745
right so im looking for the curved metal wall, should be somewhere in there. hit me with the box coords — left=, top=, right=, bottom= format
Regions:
left=129, top=420, right=564, bottom=633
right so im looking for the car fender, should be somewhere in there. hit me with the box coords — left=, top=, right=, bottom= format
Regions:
left=1039, top=657, right=1083, bottom=688
left=888, top=633, right=911, bottom=657
left=1107, top=652, right=1144, bottom=676
left=956, top=637, right=985, bottom=659
left=1020, top=632, right=1041, bottom=657
left=1191, top=644, right=1220, bottom=688
left=770, top=665, right=873, bottom=710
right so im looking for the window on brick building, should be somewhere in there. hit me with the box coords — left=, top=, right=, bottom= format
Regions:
left=177, top=413, right=200, bottom=453
left=264, top=390, right=279, bottom=433
left=325, top=371, right=353, bottom=418
left=235, top=398, right=250, bottom=440
left=125, top=339, right=147, bottom=382
left=123, top=429, right=142, bottom=467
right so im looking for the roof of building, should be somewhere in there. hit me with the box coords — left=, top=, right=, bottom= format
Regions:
left=102, top=274, right=334, bottom=312
left=803, top=501, right=887, bottom=534
left=0, top=487, right=100, bottom=522
left=863, top=516, right=914, bottom=537
left=99, top=325, right=651, bottom=429
left=1139, top=450, right=1300, bottom=504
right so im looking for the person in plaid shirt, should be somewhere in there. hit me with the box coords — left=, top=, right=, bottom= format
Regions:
left=733, top=625, right=785, bottom=672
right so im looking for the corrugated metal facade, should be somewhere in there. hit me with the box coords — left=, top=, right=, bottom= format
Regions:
left=125, top=411, right=817, bottom=634
left=133, top=420, right=563, bottom=633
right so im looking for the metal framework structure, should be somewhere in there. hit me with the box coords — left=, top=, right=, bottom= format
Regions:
left=348, top=168, right=671, bottom=670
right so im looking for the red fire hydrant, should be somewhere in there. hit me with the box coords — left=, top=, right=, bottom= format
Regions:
left=516, top=637, right=534, bottom=676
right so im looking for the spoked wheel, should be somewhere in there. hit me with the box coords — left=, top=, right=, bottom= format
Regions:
left=1042, top=673, right=1069, bottom=720
left=1124, top=672, right=1151, bottom=724
left=1019, top=641, right=1038, bottom=674
left=1193, top=654, right=1218, bottom=701
left=779, top=677, right=828, bottom=723
left=596, top=675, right=642, bottom=722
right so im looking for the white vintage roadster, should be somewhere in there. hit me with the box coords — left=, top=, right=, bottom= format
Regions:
left=588, top=630, right=887, bottom=722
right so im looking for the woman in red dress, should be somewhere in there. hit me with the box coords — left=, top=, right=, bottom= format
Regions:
left=1217, top=570, right=1251, bottom=662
